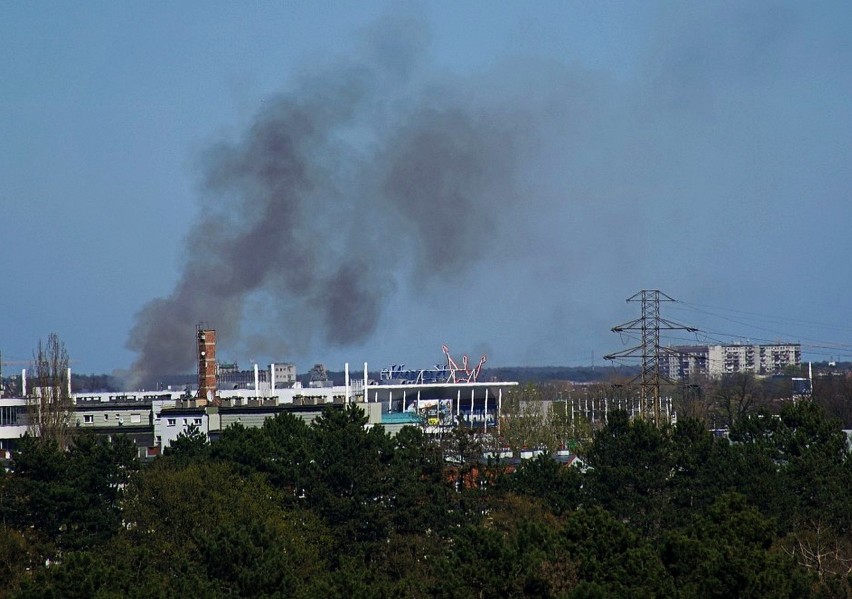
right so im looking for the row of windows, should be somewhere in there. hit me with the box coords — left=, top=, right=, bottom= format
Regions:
left=165, top=417, right=203, bottom=427
left=81, top=413, right=143, bottom=424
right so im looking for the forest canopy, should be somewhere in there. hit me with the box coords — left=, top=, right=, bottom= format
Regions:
left=1, top=399, right=851, bottom=598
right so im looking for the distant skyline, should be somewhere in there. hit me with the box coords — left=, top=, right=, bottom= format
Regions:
left=2, top=2, right=852, bottom=378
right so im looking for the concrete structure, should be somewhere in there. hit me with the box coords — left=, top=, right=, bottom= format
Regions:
left=0, top=398, right=28, bottom=457
left=150, top=366, right=516, bottom=448
left=661, top=345, right=709, bottom=381
left=155, top=403, right=208, bottom=450
left=218, top=362, right=297, bottom=390
left=708, top=343, right=801, bottom=376
left=76, top=394, right=157, bottom=454
left=75, top=391, right=184, bottom=457
left=0, top=360, right=519, bottom=455
left=154, top=399, right=383, bottom=450
left=663, top=343, right=801, bottom=380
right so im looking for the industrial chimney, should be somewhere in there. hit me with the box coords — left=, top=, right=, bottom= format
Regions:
left=196, top=325, right=217, bottom=405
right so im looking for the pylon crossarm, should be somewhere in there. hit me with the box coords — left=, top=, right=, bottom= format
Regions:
left=656, top=318, right=699, bottom=331
left=603, top=346, right=646, bottom=360
left=626, top=290, right=675, bottom=303
left=605, top=289, right=699, bottom=427
left=611, top=317, right=644, bottom=332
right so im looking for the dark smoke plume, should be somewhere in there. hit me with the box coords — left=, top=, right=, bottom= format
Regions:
left=126, top=23, right=526, bottom=387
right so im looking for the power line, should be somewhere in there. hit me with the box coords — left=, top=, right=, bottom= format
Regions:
left=671, top=300, right=852, bottom=334
left=604, top=290, right=697, bottom=426
left=666, top=300, right=852, bottom=358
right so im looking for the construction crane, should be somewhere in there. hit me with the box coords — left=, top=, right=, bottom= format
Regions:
left=441, top=344, right=487, bottom=383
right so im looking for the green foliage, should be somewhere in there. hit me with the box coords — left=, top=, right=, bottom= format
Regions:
left=502, top=453, right=582, bottom=515
left=302, top=405, right=395, bottom=545
left=661, top=494, right=812, bottom=599
left=0, top=432, right=137, bottom=559
left=584, top=411, right=674, bottom=535
left=162, top=424, right=210, bottom=464
left=211, top=412, right=311, bottom=492
left=6, top=398, right=852, bottom=597
left=0, top=526, right=31, bottom=597
left=560, top=506, right=676, bottom=598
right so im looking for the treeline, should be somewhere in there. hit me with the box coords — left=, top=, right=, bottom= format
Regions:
left=484, top=365, right=636, bottom=384
left=2, top=401, right=852, bottom=597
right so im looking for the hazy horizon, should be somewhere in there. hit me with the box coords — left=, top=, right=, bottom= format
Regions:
left=3, top=2, right=851, bottom=376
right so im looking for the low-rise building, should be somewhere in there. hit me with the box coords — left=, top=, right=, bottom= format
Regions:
left=0, top=398, right=28, bottom=457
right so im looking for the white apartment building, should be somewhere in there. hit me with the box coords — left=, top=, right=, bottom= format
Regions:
left=663, top=343, right=801, bottom=380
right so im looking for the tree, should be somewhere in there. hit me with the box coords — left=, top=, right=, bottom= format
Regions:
left=0, top=432, right=138, bottom=567
left=560, top=506, right=676, bottom=597
left=661, top=493, right=812, bottom=599
left=584, top=410, right=674, bottom=536
left=0, top=517, right=33, bottom=596
left=163, top=424, right=210, bottom=465
left=211, top=412, right=312, bottom=495
left=710, top=373, right=767, bottom=429
left=813, top=375, right=852, bottom=428
left=502, top=452, right=583, bottom=516
left=386, top=425, right=458, bottom=535
left=498, top=383, right=580, bottom=453
left=27, top=333, right=73, bottom=448
left=304, top=405, right=395, bottom=546
left=671, top=378, right=711, bottom=423
left=17, top=461, right=333, bottom=599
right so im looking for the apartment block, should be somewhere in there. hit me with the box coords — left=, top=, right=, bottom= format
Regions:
left=663, top=343, right=801, bottom=380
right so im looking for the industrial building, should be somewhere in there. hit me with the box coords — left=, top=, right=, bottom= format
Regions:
left=0, top=331, right=517, bottom=457
left=217, top=361, right=296, bottom=390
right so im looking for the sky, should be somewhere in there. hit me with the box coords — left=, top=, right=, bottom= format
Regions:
left=2, top=2, right=852, bottom=385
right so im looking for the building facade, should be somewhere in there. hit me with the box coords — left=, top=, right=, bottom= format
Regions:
left=1, top=362, right=517, bottom=455
left=217, top=362, right=297, bottom=390
left=663, top=343, right=801, bottom=380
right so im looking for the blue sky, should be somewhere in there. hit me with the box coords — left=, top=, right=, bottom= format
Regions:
left=2, top=2, right=851, bottom=382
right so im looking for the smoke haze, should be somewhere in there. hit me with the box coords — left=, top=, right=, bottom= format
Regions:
left=126, top=21, right=528, bottom=385
left=119, top=4, right=852, bottom=385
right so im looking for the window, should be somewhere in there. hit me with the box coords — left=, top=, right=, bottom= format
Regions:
left=0, top=407, right=19, bottom=426
left=103, top=414, right=109, bottom=421
left=167, top=418, right=176, bottom=427
left=130, top=413, right=141, bottom=424
left=84, top=415, right=94, bottom=424
left=193, top=418, right=203, bottom=426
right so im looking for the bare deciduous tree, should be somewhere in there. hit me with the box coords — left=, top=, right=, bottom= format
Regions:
left=498, top=383, right=594, bottom=453
left=710, top=373, right=765, bottom=429
left=27, top=333, right=73, bottom=448
left=782, top=518, right=852, bottom=583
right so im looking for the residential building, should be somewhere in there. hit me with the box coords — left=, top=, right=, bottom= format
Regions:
left=663, top=343, right=801, bottom=380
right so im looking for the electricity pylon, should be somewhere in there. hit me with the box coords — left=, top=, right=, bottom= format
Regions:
left=604, top=290, right=698, bottom=426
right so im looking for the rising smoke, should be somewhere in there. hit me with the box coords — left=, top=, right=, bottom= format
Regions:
left=125, top=3, right=837, bottom=384
left=126, top=20, right=528, bottom=387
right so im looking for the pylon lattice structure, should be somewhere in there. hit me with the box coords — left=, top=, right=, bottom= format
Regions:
left=603, top=290, right=698, bottom=426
